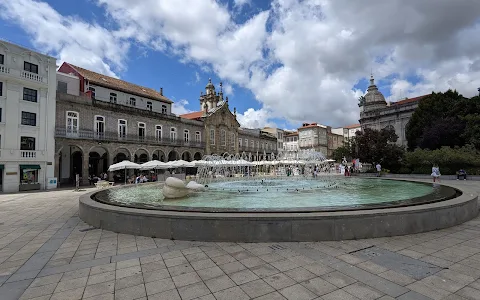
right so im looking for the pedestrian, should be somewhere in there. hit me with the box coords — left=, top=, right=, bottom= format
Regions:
left=375, top=163, right=382, bottom=177
left=431, top=164, right=441, bottom=183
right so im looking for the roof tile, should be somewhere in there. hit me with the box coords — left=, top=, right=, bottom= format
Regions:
left=65, top=63, right=173, bottom=103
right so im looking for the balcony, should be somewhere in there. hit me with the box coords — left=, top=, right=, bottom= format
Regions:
left=20, top=150, right=37, bottom=158
left=55, top=127, right=205, bottom=149
left=0, top=65, right=48, bottom=85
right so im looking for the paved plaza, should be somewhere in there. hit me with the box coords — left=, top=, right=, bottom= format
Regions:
left=0, top=181, right=479, bottom=300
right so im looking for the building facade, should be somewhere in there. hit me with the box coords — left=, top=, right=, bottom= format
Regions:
left=298, top=123, right=328, bottom=156
left=55, top=64, right=205, bottom=185
left=0, top=40, right=57, bottom=192
left=331, top=124, right=361, bottom=142
left=180, top=79, right=278, bottom=160
left=359, top=75, right=426, bottom=147
left=262, top=127, right=285, bottom=154
left=283, top=132, right=299, bottom=152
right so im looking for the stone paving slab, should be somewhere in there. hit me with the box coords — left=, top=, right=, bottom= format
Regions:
left=0, top=182, right=479, bottom=299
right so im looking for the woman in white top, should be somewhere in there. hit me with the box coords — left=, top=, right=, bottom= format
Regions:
left=431, top=164, right=441, bottom=183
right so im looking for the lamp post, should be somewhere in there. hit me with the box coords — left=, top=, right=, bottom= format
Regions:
left=477, top=87, right=480, bottom=96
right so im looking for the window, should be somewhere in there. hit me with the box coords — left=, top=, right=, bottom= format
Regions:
left=162, top=105, right=167, bottom=114
left=138, top=122, right=145, bottom=140
left=155, top=125, right=162, bottom=141
left=21, top=111, right=36, bottom=126
left=24, top=62, right=38, bottom=74
left=184, top=130, right=189, bottom=142
left=88, top=87, right=96, bottom=98
left=262, top=142, right=264, bottom=150
left=129, top=97, right=136, bottom=106
left=195, top=131, right=201, bottom=143
left=57, top=81, right=67, bottom=93
left=210, top=129, right=215, bottom=145
left=238, top=138, right=242, bottom=147
left=23, top=88, right=37, bottom=102
left=20, top=137, right=35, bottom=150
left=110, top=93, right=117, bottom=103
left=245, top=139, right=248, bottom=148
left=0, top=108, right=2, bottom=122
left=0, top=54, right=4, bottom=65
left=170, top=127, right=177, bottom=141
left=230, top=133, right=235, bottom=149
left=250, top=140, right=254, bottom=149
left=118, top=119, right=127, bottom=138
left=221, top=130, right=226, bottom=146
left=0, top=82, right=2, bottom=96
left=94, top=116, right=105, bottom=137
left=147, top=101, right=152, bottom=111
left=66, top=111, right=79, bottom=136
left=256, top=141, right=259, bottom=149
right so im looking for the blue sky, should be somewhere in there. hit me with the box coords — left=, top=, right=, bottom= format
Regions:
left=1, top=0, right=479, bottom=129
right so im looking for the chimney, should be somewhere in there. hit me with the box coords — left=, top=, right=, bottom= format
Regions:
left=160, top=88, right=163, bottom=96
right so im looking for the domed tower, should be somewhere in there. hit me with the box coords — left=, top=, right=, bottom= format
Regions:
left=362, top=74, right=387, bottom=112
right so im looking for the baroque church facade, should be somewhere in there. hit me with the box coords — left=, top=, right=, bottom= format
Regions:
left=358, top=75, right=427, bottom=147
left=180, top=79, right=278, bottom=159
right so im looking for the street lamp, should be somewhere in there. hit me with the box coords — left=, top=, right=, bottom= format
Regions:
left=477, top=87, right=480, bottom=96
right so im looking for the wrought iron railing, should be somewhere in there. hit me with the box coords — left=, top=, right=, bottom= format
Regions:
left=55, top=127, right=205, bottom=148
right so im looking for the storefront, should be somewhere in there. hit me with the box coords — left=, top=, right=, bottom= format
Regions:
left=19, top=164, right=41, bottom=192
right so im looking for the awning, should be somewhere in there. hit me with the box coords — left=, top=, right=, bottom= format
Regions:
left=19, top=165, right=41, bottom=170
left=0, top=164, right=4, bottom=170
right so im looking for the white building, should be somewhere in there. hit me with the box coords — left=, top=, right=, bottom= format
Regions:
left=0, top=40, right=57, bottom=192
left=283, top=131, right=299, bottom=152
left=332, top=124, right=361, bottom=142
left=262, top=127, right=285, bottom=154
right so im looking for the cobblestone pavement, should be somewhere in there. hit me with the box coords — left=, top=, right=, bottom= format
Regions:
left=0, top=181, right=479, bottom=300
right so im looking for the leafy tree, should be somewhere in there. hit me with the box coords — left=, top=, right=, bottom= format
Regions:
left=351, top=127, right=404, bottom=171
left=460, top=95, right=480, bottom=149
left=406, top=90, right=467, bottom=150
left=332, top=140, right=354, bottom=162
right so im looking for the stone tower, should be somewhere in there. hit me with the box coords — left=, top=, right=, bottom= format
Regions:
left=199, top=79, right=224, bottom=110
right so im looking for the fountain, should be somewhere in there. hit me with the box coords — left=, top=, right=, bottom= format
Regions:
left=79, top=149, right=478, bottom=242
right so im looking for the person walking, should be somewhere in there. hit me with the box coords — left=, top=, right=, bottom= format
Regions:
left=431, top=164, right=441, bottom=183
left=375, top=163, right=382, bottom=177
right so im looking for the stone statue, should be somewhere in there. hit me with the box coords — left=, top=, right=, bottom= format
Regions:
left=358, top=96, right=366, bottom=107
left=342, top=156, right=348, bottom=165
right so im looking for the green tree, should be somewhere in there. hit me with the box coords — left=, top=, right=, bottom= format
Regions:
left=332, top=140, right=354, bottom=162
left=352, top=127, right=405, bottom=171
left=406, top=90, right=467, bottom=150
left=460, top=95, right=480, bottom=149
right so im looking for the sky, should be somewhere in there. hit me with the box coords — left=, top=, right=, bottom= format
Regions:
left=1, top=0, right=480, bottom=130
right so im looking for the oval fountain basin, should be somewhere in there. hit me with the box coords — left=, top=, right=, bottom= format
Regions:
left=92, top=177, right=459, bottom=213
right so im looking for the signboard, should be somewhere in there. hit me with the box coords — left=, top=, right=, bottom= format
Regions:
left=47, top=178, right=57, bottom=189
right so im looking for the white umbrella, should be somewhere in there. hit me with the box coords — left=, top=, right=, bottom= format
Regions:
left=193, top=160, right=207, bottom=166
left=170, top=160, right=195, bottom=168
left=141, top=160, right=170, bottom=170
left=108, top=160, right=140, bottom=184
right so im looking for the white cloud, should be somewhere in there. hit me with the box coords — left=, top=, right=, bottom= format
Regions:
left=195, top=71, right=200, bottom=83
left=0, top=0, right=128, bottom=77
left=3, top=0, right=480, bottom=128
left=233, top=0, right=251, bottom=8
left=236, top=108, right=275, bottom=129
left=171, top=99, right=192, bottom=115
left=223, top=83, right=234, bottom=95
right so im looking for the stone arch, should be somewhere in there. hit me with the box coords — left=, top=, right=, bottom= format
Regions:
left=134, top=148, right=150, bottom=163
left=20, top=50, right=43, bottom=63
left=193, top=152, right=202, bottom=161
left=181, top=151, right=192, bottom=162
left=152, top=149, right=166, bottom=162
left=88, top=145, right=109, bottom=176
left=113, top=147, right=131, bottom=163
left=167, top=150, right=179, bottom=162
